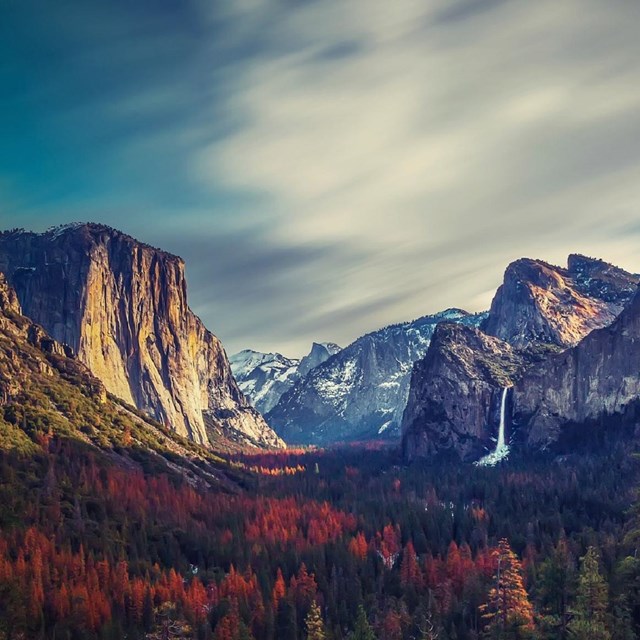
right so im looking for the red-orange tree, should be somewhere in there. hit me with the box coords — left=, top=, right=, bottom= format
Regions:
left=480, top=538, right=534, bottom=639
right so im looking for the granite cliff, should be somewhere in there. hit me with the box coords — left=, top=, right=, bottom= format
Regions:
left=483, top=254, right=638, bottom=348
left=401, top=323, right=530, bottom=462
left=0, top=271, right=106, bottom=410
left=513, top=284, right=640, bottom=450
left=402, top=255, right=639, bottom=462
left=0, top=224, right=283, bottom=449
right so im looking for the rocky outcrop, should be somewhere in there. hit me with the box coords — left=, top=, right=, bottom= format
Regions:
left=297, top=342, right=341, bottom=378
left=483, top=255, right=638, bottom=348
left=267, top=309, right=486, bottom=445
left=513, top=285, right=640, bottom=449
left=401, top=323, right=530, bottom=462
left=0, top=273, right=20, bottom=316
left=0, top=224, right=283, bottom=449
left=403, top=256, right=640, bottom=462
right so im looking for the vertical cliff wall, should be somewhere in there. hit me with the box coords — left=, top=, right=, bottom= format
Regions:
left=401, top=323, right=527, bottom=462
left=0, top=224, right=283, bottom=449
left=513, top=285, right=640, bottom=449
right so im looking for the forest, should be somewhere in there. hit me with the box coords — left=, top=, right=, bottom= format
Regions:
left=1, top=426, right=640, bottom=640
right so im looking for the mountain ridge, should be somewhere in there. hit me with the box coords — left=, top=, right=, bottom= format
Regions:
left=230, top=341, right=341, bottom=414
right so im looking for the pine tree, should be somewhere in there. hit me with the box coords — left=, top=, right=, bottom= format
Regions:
left=276, top=599, right=298, bottom=640
left=610, top=555, right=640, bottom=640
left=567, top=547, right=611, bottom=640
left=400, top=541, right=422, bottom=591
left=480, top=538, right=534, bottom=639
left=537, top=536, right=574, bottom=638
left=350, top=605, right=376, bottom=640
left=305, top=600, right=326, bottom=640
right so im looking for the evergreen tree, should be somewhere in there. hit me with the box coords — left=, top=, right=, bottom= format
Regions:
left=350, top=605, right=376, bottom=640
left=480, top=538, right=534, bottom=639
left=610, top=593, right=634, bottom=640
left=610, top=555, right=640, bottom=640
left=276, top=599, right=298, bottom=640
left=305, top=600, right=326, bottom=640
left=537, top=536, right=574, bottom=639
left=567, top=547, right=611, bottom=640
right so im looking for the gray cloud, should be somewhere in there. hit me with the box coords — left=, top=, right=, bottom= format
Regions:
left=2, top=0, right=640, bottom=356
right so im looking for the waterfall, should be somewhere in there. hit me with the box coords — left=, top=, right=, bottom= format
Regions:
left=496, top=386, right=508, bottom=450
left=475, top=387, right=510, bottom=467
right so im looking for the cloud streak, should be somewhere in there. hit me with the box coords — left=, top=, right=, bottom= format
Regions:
left=2, top=0, right=640, bottom=355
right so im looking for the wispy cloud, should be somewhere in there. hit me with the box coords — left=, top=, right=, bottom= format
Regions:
left=2, top=0, right=640, bottom=355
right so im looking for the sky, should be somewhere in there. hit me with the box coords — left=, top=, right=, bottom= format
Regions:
left=2, top=0, right=640, bottom=357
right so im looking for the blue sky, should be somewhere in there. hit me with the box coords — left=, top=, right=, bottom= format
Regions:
left=2, top=0, right=640, bottom=357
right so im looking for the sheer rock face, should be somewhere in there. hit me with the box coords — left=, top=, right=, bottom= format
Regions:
left=0, top=272, right=104, bottom=404
left=297, top=342, right=341, bottom=378
left=401, top=323, right=528, bottom=462
left=403, top=274, right=640, bottom=461
left=0, top=224, right=283, bottom=449
left=395, top=253, right=637, bottom=461
left=267, top=310, right=486, bottom=445
left=483, top=255, right=639, bottom=348
left=513, top=285, right=640, bottom=449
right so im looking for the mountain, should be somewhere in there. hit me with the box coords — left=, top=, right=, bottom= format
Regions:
left=483, top=254, right=639, bottom=348
left=0, top=270, right=254, bottom=474
left=402, top=254, right=639, bottom=462
left=229, top=350, right=301, bottom=414
left=0, top=271, right=107, bottom=431
left=0, top=223, right=283, bottom=449
left=513, top=283, right=640, bottom=450
left=230, top=342, right=341, bottom=414
left=297, top=341, right=342, bottom=377
left=267, top=309, right=487, bottom=445
left=401, top=323, right=545, bottom=462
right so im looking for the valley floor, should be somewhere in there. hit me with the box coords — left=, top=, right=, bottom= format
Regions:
left=1, top=430, right=640, bottom=640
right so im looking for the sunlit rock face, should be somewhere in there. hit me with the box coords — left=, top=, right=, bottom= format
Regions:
left=483, top=255, right=639, bottom=348
left=0, top=272, right=106, bottom=404
left=513, top=285, right=640, bottom=449
left=401, top=323, right=529, bottom=462
left=0, top=224, right=283, bottom=449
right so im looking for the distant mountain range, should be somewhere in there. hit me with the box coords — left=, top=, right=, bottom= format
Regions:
left=230, top=342, right=341, bottom=414
left=2, top=222, right=639, bottom=462
left=264, top=309, right=487, bottom=444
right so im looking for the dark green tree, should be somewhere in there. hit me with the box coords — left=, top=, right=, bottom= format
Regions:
left=567, top=547, right=611, bottom=640
left=349, top=605, right=376, bottom=640
left=537, top=536, right=574, bottom=639
left=276, top=599, right=298, bottom=640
